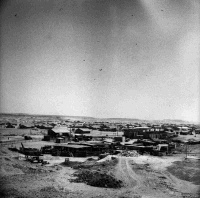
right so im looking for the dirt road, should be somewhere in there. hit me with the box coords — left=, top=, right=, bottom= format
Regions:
left=114, top=156, right=199, bottom=198
left=116, top=157, right=138, bottom=187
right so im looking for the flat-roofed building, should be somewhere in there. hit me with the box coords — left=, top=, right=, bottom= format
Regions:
left=124, top=127, right=150, bottom=139
left=75, top=128, right=91, bottom=134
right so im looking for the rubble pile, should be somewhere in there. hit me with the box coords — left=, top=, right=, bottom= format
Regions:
left=70, top=157, right=118, bottom=169
left=118, top=150, right=140, bottom=157
left=12, top=163, right=50, bottom=174
left=71, top=169, right=122, bottom=188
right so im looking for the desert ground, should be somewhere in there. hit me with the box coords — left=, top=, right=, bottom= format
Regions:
left=0, top=137, right=200, bottom=198
left=1, top=116, right=200, bottom=198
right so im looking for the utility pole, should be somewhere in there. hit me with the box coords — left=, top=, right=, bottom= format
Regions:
left=117, top=125, right=119, bottom=136
left=185, top=142, right=188, bottom=159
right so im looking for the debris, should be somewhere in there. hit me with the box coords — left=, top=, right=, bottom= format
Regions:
left=118, top=150, right=140, bottom=157
left=71, top=169, right=122, bottom=188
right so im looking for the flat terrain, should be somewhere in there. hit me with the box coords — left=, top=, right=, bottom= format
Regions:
left=0, top=140, right=200, bottom=198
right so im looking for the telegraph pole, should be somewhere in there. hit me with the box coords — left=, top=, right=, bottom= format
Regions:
left=185, top=142, right=188, bottom=159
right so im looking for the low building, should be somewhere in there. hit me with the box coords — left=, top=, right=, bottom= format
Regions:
left=195, top=128, right=200, bottom=134
left=124, top=126, right=167, bottom=140
left=52, top=143, right=91, bottom=157
left=74, top=123, right=85, bottom=128
left=177, top=126, right=191, bottom=135
left=123, top=127, right=150, bottom=139
left=48, top=127, right=71, bottom=137
left=45, top=127, right=71, bottom=142
left=75, top=128, right=91, bottom=134
left=143, top=129, right=167, bottom=139
left=91, top=124, right=102, bottom=130
left=55, top=137, right=66, bottom=143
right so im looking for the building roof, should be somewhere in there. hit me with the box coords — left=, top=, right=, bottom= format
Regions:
left=54, top=144, right=90, bottom=148
left=124, top=127, right=150, bottom=131
left=68, top=141, right=109, bottom=147
left=81, top=142, right=109, bottom=147
left=134, top=127, right=150, bottom=129
left=91, top=130, right=124, bottom=136
left=76, top=128, right=91, bottom=131
left=178, top=126, right=189, bottom=129
left=77, top=133, right=105, bottom=137
left=91, top=125, right=101, bottom=128
left=125, top=144, right=145, bottom=148
left=51, top=127, right=70, bottom=133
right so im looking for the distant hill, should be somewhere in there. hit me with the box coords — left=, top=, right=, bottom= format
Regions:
left=0, top=113, right=197, bottom=124
left=99, top=118, right=146, bottom=123
left=162, top=119, right=190, bottom=123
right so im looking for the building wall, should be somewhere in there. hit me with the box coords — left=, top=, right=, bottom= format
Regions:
left=124, top=128, right=166, bottom=139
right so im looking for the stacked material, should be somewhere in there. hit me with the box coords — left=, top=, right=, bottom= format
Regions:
left=118, top=150, right=140, bottom=157
left=71, top=169, right=122, bottom=188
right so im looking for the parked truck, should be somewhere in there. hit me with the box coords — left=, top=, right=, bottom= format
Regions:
left=41, top=145, right=53, bottom=154
left=151, top=144, right=169, bottom=156
left=19, top=143, right=45, bottom=163
left=20, top=143, right=42, bottom=157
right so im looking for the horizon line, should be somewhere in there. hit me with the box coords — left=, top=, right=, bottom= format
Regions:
left=0, top=112, right=198, bottom=124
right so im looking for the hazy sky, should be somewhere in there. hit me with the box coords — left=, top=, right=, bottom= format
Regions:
left=0, top=0, right=199, bottom=122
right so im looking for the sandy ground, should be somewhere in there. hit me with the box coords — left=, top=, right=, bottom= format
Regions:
left=0, top=128, right=47, bottom=144
left=178, top=134, right=200, bottom=141
left=0, top=143, right=200, bottom=198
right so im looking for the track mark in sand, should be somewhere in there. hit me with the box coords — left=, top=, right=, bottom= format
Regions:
left=116, top=157, right=183, bottom=197
left=157, top=171, right=181, bottom=194
left=53, top=166, right=72, bottom=192
left=117, top=157, right=137, bottom=188
left=125, top=158, right=143, bottom=190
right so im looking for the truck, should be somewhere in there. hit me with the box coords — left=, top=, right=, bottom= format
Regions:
left=26, top=156, right=43, bottom=163
left=151, top=144, right=169, bottom=156
left=19, top=143, right=45, bottom=163
left=20, top=143, right=42, bottom=157
left=41, top=145, right=53, bottom=154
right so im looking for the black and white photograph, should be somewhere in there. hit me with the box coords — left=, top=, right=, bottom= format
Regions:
left=0, top=0, right=200, bottom=197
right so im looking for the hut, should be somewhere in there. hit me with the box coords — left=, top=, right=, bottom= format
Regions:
left=75, top=128, right=91, bottom=134
left=52, top=143, right=91, bottom=157
left=45, top=127, right=71, bottom=142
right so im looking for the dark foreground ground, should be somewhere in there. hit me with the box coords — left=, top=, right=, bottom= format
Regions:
left=0, top=142, right=200, bottom=198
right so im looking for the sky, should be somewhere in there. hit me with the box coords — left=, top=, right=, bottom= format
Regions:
left=0, top=0, right=199, bottom=122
